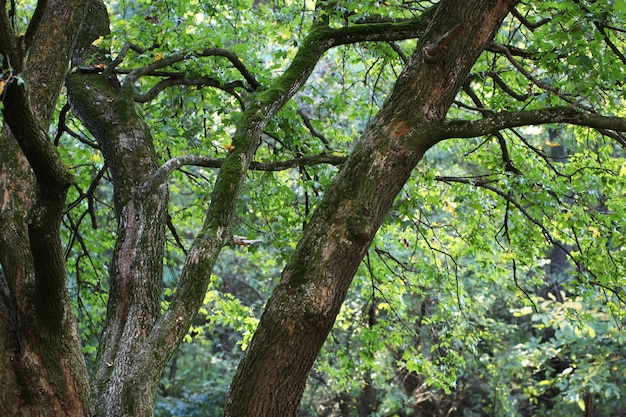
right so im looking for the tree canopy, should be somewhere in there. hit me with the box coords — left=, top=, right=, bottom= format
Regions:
left=1, top=0, right=625, bottom=416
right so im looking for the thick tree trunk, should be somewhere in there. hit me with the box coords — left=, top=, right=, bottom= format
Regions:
left=224, top=1, right=518, bottom=416
left=0, top=1, right=91, bottom=415
left=67, top=2, right=169, bottom=415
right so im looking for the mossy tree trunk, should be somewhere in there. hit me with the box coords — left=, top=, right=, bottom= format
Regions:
left=66, top=2, right=169, bottom=416
left=1, top=0, right=514, bottom=415
left=0, top=1, right=91, bottom=416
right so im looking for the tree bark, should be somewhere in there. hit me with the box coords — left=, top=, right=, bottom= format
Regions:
left=66, top=2, right=169, bottom=415
left=224, top=1, right=518, bottom=416
left=0, top=1, right=91, bottom=415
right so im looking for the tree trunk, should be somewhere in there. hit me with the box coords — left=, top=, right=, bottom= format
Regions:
left=0, top=1, right=91, bottom=416
left=66, top=2, right=170, bottom=415
left=224, top=1, right=518, bottom=416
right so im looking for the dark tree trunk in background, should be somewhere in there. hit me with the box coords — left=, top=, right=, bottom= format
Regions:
left=544, top=128, right=571, bottom=301
left=224, top=1, right=518, bottom=416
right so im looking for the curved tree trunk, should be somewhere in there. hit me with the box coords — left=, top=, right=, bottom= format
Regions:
left=66, top=2, right=169, bottom=415
left=224, top=1, right=518, bottom=416
left=0, top=1, right=91, bottom=415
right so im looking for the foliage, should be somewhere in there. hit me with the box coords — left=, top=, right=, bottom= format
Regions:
left=2, top=0, right=625, bottom=415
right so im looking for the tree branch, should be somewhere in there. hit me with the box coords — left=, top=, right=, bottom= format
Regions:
left=460, top=83, right=521, bottom=174
left=485, top=42, right=538, bottom=59
left=134, top=77, right=244, bottom=103
left=297, top=109, right=331, bottom=148
left=595, top=25, right=626, bottom=66
left=251, top=154, right=346, bottom=171
left=103, top=42, right=146, bottom=76
left=76, top=65, right=184, bottom=78
left=489, top=43, right=591, bottom=109
left=122, top=13, right=436, bottom=92
left=510, top=7, right=551, bottom=31
left=571, top=0, right=626, bottom=66
left=387, top=41, right=408, bottom=65
left=3, top=84, right=73, bottom=188
left=166, top=215, right=187, bottom=255
left=467, top=71, right=530, bottom=102
left=74, top=65, right=247, bottom=104
left=324, top=8, right=435, bottom=48
left=435, top=107, right=626, bottom=140
left=142, top=153, right=347, bottom=190
left=92, top=7, right=437, bottom=103
left=123, top=47, right=261, bottom=90
left=435, top=175, right=623, bottom=298
left=137, top=17, right=342, bottom=382
left=424, top=24, right=463, bottom=61
left=0, top=0, right=22, bottom=72
left=598, top=129, right=626, bottom=149
left=23, top=0, right=47, bottom=50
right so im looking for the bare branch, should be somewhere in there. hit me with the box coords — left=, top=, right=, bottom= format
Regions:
left=54, top=102, right=71, bottom=145
left=250, top=154, right=346, bottom=171
left=104, top=42, right=146, bottom=76
left=467, top=71, right=530, bottom=102
left=597, top=129, right=626, bottom=149
left=460, top=83, right=521, bottom=174
left=386, top=41, right=408, bottom=65
left=55, top=105, right=100, bottom=148
left=166, top=215, right=187, bottom=255
left=509, top=128, right=566, bottom=177
left=485, top=43, right=537, bottom=59
left=66, top=163, right=105, bottom=223
left=297, top=109, right=331, bottom=148
left=596, top=26, right=626, bottom=66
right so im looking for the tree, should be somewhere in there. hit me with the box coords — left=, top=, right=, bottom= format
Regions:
left=1, top=0, right=625, bottom=416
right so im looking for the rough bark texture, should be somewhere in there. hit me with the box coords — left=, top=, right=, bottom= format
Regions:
left=0, top=0, right=91, bottom=416
left=66, top=1, right=169, bottom=415
left=224, top=1, right=518, bottom=416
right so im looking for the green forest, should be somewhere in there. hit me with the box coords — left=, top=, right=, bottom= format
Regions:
left=1, top=0, right=625, bottom=416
